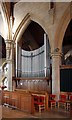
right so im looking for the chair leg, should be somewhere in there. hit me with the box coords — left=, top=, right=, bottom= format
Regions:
left=58, top=102, right=59, bottom=108
left=67, top=103, right=70, bottom=111
left=39, top=106, right=41, bottom=113
left=54, top=102, right=56, bottom=108
left=39, top=104, right=45, bottom=112
left=64, top=103, right=66, bottom=110
left=51, top=102, right=56, bottom=109
left=51, top=103, right=52, bottom=109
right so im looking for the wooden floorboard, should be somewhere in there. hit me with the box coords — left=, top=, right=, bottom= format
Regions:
left=2, top=106, right=70, bottom=119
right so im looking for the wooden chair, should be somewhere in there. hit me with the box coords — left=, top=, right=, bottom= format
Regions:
left=49, top=94, right=56, bottom=109
left=34, top=95, right=39, bottom=110
left=38, top=96, right=45, bottom=112
left=58, top=94, right=67, bottom=110
left=66, top=95, right=72, bottom=111
left=34, top=95, right=45, bottom=112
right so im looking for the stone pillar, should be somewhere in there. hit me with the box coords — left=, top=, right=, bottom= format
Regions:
left=5, top=40, right=14, bottom=91
left=5, top=14, right=15, bottom=91
left=51, top=51, right=62, bottom=100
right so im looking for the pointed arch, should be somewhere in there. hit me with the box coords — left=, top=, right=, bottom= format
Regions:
left=13, top=13, right=51, bottom=50
left=54, top=4, right=71, bottom=52
left=0, top=2, right=10, bottom=39
left=13, top=13, right=31, bottom=43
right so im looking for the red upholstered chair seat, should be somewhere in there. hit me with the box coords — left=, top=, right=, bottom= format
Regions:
left=49, top=94, right=56, bottom=109
left=37, top=102, right=44, bottom=105
left=49, top=100, right=56, bottom=102
left=58, top=100, right=66, bottom=103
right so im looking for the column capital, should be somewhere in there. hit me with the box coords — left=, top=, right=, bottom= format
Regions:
left=51, top=52, right=62, bottom=57
left=5, top=40, right=15, bottom=50
left=50, top=48, right=62, bottom=57
left=6, top=59, right=14, bottom=63
left=5, top=39, right=14, bottom=44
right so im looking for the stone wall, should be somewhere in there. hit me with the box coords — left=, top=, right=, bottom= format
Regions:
left=13, top=2, right=70, bottom=52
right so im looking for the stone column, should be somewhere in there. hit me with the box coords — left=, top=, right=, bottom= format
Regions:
left=5, top=40, right=14, bottom=91
left=51, top=51, right=62, bottom=100
left=5, top=14, right=15, bottom=91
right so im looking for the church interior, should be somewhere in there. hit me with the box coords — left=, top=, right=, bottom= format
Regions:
left=0, top=1, right=72, bottom=119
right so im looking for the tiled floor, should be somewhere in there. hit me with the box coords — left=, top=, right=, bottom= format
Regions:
left=1, top=105, right=71, bottom=119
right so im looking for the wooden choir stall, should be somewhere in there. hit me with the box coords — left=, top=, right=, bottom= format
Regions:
left=2, top=77, right=50, bottom=114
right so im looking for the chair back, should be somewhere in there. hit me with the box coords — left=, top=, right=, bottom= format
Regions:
left=38, top=96, right=45, bottom=104
left=60, top=94, right=66, bottom=100
left=69, top=95, right=72, bottom=101
left=49, top=94, right=56, bottom=100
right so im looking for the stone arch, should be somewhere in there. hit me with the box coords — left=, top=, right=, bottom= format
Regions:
left=31, top=15, right=51, bottom=41
left=13, top=13, right=31, bottom=43
left=13, top=13, right=51, bottom=48
left=54, top=5, right=71, bottom=53
left=0, top=2, right=10, bottom=39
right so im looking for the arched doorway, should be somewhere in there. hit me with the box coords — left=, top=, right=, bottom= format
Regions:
left=16, top=21, right=51, bottom=92
left=60, top=19, right=72, bottom=92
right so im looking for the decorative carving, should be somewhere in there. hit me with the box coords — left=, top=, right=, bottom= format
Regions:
left=5, top=40, right=14, bottom=60
left=50, top=48, right=62, bottom=58
left=54, top=48, right=59, bottom=53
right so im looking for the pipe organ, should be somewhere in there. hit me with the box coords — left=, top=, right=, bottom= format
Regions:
left=17, top=38, right=50, bottom=78
left=21, top=45, right=45, bottom=78
left=15, top=34, right=51, bottom=92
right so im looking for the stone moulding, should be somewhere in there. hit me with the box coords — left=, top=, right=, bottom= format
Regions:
left=13, top=13, right=31, bottom=42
